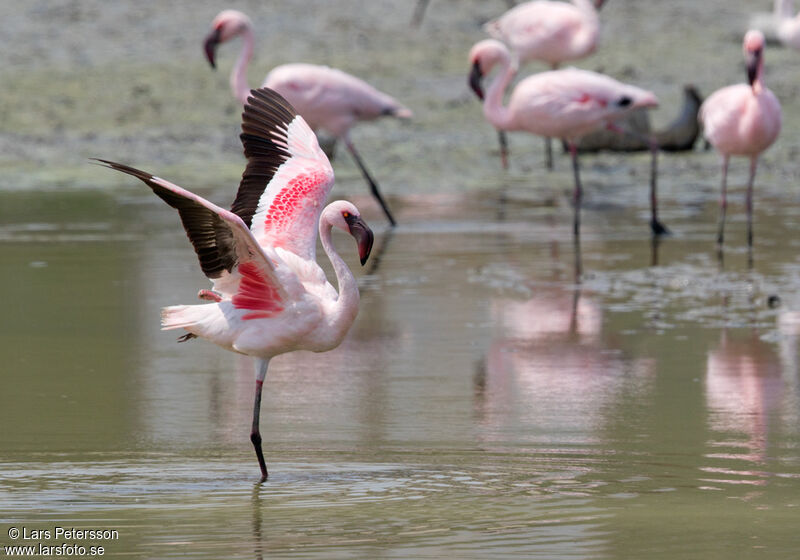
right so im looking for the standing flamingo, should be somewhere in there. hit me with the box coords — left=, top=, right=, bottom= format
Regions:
left=468, top=39, right=660, bottom=237
left=203, top=10, right=412, bottom=226
left=699, top=30, right=781, bottom=248
left=96, top=88, right=374, bottom=482
left=484, top=0, right=607, bottom=169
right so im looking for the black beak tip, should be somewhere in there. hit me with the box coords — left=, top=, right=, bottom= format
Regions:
left=204, top=32, right=220, bottom=69
left=359, top=229, right=374, bottom=266
left=469, top=61, right=485, bottom=101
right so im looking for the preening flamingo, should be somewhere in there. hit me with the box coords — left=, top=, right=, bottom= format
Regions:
left=468, top=39, right=660, bottom=237
left=203, top=9, right=412, bottom=226
left=484, top=0, right=607, bottom=169
left=96, top=88, right=374, bottom=482
left=699, top=30, right=781, bottom=248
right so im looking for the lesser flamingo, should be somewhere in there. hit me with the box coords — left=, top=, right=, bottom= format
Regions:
left=96, top=88, right=374, bottom=482
left=485, top=0, right=607, bottom=169
left=699, top=30, right=781, bottom=249
left=468, top=39, right=661, bottom=238
left=203, top=9, right=412, bottom=226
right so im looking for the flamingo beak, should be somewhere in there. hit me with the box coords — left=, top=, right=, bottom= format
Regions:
left=204, top=28, right=222, bottom=69
left=639, top=92, right=659, bottom=109
left=746, top=48, right=761, bottom=87
left=345, top=215, right=374, bottom=266
left=595, top=0, right=607, bottom=8
left=469, top=61, right=485, bottom=101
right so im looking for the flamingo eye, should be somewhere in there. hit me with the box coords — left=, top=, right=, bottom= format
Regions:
left=342, top=211, right=351, bottom=219
left=617, top=96, right=632, bottom=107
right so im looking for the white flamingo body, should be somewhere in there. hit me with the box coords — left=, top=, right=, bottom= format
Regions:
left=97, top=88, right=374, bottom=481
left=263, top=63, right=412, bottom=138
left=777, top=0, right=800, bottom=47
left=699, top=30, right=781, bottom=247
left=204, top=9, right=411, bottom=225
left=701, top=84, right=781, bottom=157
left=485, top=0, right=602, bottom=67
left=502, top=67, right=655, bottom=140
left=778, top=17, right=800, bottom=48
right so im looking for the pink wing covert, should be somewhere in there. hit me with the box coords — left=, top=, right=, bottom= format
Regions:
left=232, top=88, right=335, bottom=262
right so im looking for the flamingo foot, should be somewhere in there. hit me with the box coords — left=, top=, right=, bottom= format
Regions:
left=650, top=219, right=670, bottom=237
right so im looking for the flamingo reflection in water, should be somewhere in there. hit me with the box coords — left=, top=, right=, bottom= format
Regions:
left=474, top=272, right=654, bottom=441
left=705, top=330, right=784, bottom=481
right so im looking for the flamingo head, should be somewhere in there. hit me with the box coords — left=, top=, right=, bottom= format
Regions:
left=743, top=30, right=765, bottom=88
left=204, top=10, right=253, bottom=69
left=323, top=201, right=374, bottom=266
left=468, top=40, right=512, bottom=101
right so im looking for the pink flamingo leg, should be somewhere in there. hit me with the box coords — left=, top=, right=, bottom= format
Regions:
left=498, top=130, right=509, bottom=170
left=251, top=358, right=270, bottom=482
left=717, top=155, right=730, bottom=247
left=606, top=123, right=668, bottom=235
left=568, top=141, right=583, bottom=238
left=343, top=136, right=397, bottom=227
left=544, top=137, right=554, bottom=170
left=746, top=156, right=758, bottom=248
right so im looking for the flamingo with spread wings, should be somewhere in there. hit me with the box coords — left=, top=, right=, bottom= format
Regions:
left=96, top=88, right=374, bottom=482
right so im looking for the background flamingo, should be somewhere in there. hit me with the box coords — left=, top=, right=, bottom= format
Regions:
left=777, top=1, right=800, bottom=48
left=203, top=9, right=412, bottom=226
left=468, top=39, right=660, bottom=238
left=484, top=0, right=607, bottom=169
left=411, top=0, right=518, bottom=27
left=96, top=88, right=374, bottom=482
left=699, top=30, right=781, bottom=249
left=749, top=0, right=795, bottom=43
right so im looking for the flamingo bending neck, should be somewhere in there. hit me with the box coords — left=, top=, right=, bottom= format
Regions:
left=481, top=43, right=518, bottom=131
left=230, top=24, right=255, bottom=104
left=318, top=211, right=361, bottom=343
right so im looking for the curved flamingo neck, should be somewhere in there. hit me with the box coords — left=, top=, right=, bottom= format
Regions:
left=319, top=218, right=360, bottom=337
left=753, top=57, right=766, bottom=96
left=231, top=25, right=255, bottom=104
left=483, top=52, right=518, bottom=131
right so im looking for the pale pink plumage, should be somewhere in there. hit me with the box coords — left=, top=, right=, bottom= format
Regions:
left=97, top=88, right=374, bottom=482
left=485, top=0, right=604, bottom=68
left=775, top=0, right=800, bottom=48
left=204, top=9, right=411, bottom=225
left=699, top=30, right=781, bottom=248
left=484, top=0, right=606, bottom=169
left=468, top=39, right=659, bottom=237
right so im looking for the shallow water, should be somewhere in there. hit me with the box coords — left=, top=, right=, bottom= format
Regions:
left=3, top=185, right=800, bottom=558
left=3, top=0, right=800, bottom=558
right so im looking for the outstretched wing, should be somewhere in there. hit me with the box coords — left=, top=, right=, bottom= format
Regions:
left=95, top=159, right=287, bottom=313
left=231, top=87, right=335, bottom=261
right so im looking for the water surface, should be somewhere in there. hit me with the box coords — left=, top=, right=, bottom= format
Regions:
left=2, top=0, right=800, bottom=558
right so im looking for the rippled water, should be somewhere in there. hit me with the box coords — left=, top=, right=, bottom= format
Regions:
left=3, top=0, right=800, bottom=558
left=3, top=185, right=800, bottom=558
